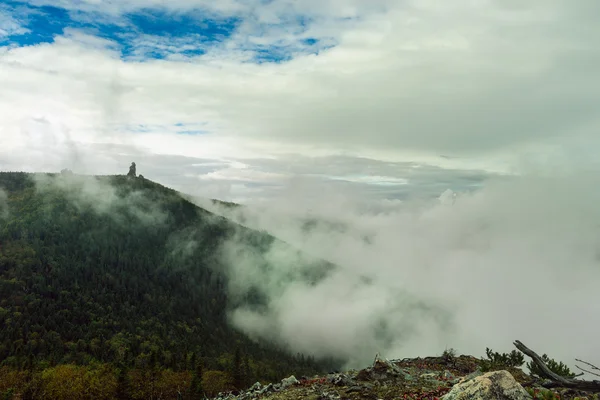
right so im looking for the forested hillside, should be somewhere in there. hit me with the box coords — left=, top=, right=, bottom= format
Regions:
left=0, top=171, right=338, bottom=399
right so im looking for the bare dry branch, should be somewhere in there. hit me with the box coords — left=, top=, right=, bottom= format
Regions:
left=575, top=366, right=600, bottom=378
left=513, top=340, right=600, bottom=392
left=574, top=359, right=600, bottom=377
left=576, top=359, right=600, bottom=371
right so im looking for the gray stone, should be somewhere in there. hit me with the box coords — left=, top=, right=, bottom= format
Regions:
left=318, top=390, right=340, bottom=400
left=361, top=356, right=405, bottom=381
left=281, top=375, right=299, bottom=389
left=442, top=370, right=532, bottom=400
left=444, top=370, right=456, bottom=380
left=457, top=369, right=484, bottom=385
left=127, top=162, right=137, bottom=177
left=329, top=374, right=353, bottom=386
left=259, top=383, right=274, bottom=395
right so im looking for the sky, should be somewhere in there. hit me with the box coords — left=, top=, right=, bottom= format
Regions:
left=2, top=0, right=600, bottom=202
left=2, top=0, right=600, bottom=371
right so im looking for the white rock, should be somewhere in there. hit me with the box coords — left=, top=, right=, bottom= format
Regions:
left=281, top=375, right=299, bottom=389
left=442, top=370, right=532, bottom=400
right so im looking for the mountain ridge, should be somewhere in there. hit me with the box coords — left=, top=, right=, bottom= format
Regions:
left=0, top=171, right=339, bottom=399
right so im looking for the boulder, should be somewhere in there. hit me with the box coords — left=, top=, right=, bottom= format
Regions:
left=259, top=383, right=274, bottom=395
left=357, top=356, right=406, bottom=381
left=281, top=375, right=299, bottom=389
left=443, top=370, right=532, bottom=400
left=328, top=373, right=353, bottom=387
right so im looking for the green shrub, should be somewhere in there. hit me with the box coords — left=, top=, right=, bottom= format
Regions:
left=527, top=354, right=576, bottom=379
left=2, top=388, right=14, bottom=400
left=442, top=348, right=457, bottom=365
left=202, top=370, right=234, bottom=398
left=480, top=348, right=525, bottom=372
left=526, top=387, right=561, bottom=400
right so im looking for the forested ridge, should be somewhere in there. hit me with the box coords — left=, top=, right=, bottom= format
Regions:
left=0, top=171, right=337, bottom=399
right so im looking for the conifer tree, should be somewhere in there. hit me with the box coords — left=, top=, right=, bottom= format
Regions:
left=232, top=346, right=244, bottom=390
left=242, top=353, right=251, bottom=387
left=190, top=356, right=204, bottom=399
left=115, top=364, right=131, bottom=400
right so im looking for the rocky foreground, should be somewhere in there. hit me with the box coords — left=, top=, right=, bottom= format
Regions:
left=215, top=355, right=599, bottom=400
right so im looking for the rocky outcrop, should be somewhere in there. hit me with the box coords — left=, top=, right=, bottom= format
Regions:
left=210, top=355, right=591, bottom=400
left=213, top=355, right=482, bottom=400
left=127, top=162, right=137, bottom=177
left=443, top=370, right=532, bottom=400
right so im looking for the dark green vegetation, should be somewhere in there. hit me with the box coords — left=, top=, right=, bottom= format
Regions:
left=527, top=354, right=577, bottom=379
left=481, top=348, right=576, bottom=380
left=479, top=347, right=525, bottom=372
left=0, top=172, right=338, bottom=399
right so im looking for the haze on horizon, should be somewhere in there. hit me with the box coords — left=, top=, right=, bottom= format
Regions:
left=2, top=0, right=600, bottom=371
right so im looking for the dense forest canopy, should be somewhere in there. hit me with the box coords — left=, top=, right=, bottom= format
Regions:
left=0, top=171, right=339, bottom=399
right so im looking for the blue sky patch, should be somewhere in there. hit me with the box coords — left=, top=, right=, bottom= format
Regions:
left=0, top=0, right=336, bottom=63
left=126, top=8, right=238, bottom=38
left=127, top=124, right=154, bottom=133
left=0, top=2, right=70, bottom=46
left=0, top=1, right=239, bottom=59
left=176, top=123, right=210, bottom=135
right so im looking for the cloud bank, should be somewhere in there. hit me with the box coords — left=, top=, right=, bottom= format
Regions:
left=210, top=171, right=600, bottom=370
left=2, top=0, right=600, bottom=178
left=33, top=172, right=168, bottom=227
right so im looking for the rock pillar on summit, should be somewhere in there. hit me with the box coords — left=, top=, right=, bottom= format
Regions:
left=127, top=162, right=137, bottom=177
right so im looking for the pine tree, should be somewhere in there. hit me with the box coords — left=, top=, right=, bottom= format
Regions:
left=190, top=352, right=197, bottom=372
left=242, top=353, right=251, bottom=387
left=148, top=351, right=160, bottom=400
left=115, top=364, right=131, bottom=400
left=190, top=357, right=204, bottom=399
left=232, top=346, right=244, bottom=390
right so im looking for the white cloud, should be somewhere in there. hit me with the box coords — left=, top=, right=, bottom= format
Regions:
left=1, top=0, right=598, bottom=175
left=0, top=8, right=29, bottom=38
left=214, top=171, right=600, bottom=370
left=198, top=166, right=286, bottom=183
left=23, top=0, right=393, bottom=19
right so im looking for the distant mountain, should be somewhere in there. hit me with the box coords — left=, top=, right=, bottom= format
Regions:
left=0, top=172, right=338, bottom=399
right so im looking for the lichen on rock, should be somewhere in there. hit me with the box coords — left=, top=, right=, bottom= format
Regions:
left=443, top=370, right=532, bottom=400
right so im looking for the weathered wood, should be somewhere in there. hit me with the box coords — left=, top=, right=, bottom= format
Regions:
left=513, top=340, right=600, bottom=392
left=576, top=359, right=600, bottom=378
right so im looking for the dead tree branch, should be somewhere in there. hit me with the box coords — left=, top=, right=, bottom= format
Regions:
left=576, top=366, right=600, bottom=378
left=575, top=359, right=600, bottom=370
left=575, top=359, right=600, bottom=378
left=513, top=340, right=600, bottom=392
